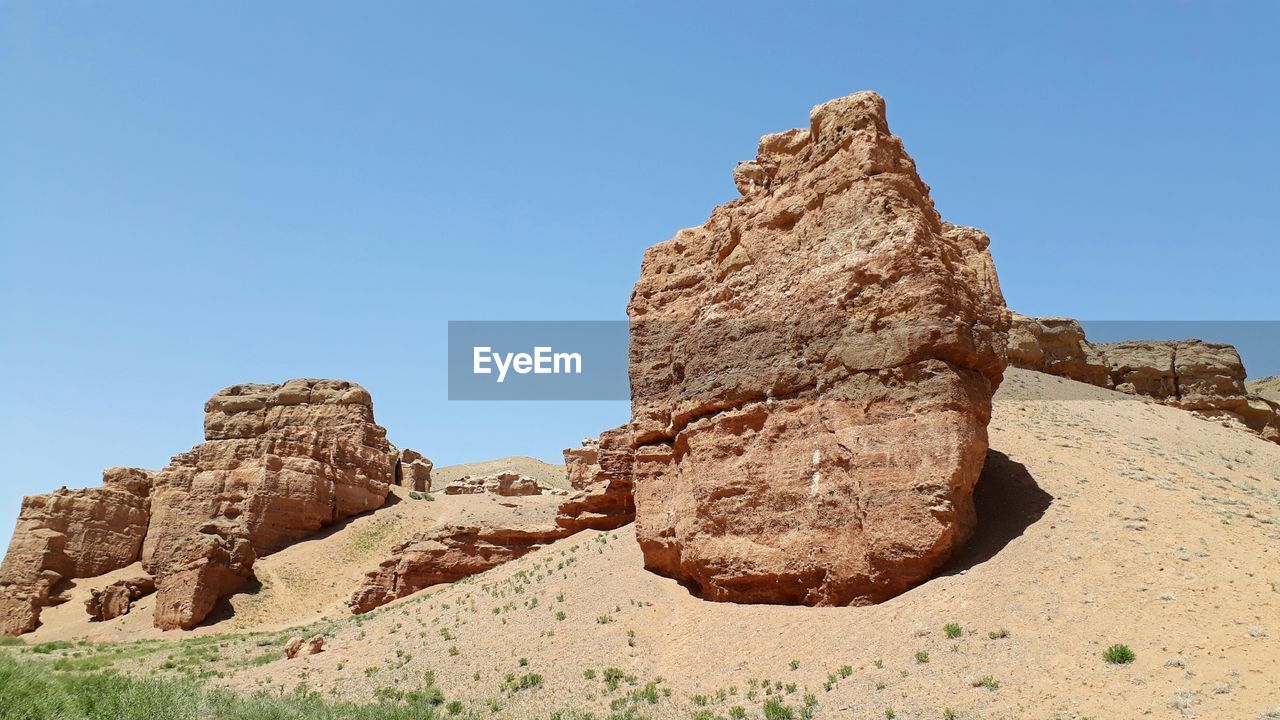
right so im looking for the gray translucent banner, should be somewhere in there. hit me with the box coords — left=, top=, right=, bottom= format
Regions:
left=448, top=321, right=630, bottom=400
left=447, top=320, right=1278, bottom=401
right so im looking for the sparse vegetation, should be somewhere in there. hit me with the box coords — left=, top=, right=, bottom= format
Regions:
left=1104, top=644, right=1136, bottom=665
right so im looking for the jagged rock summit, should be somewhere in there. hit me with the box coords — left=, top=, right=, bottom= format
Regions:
left=625, top=91, right=1011, bottom=605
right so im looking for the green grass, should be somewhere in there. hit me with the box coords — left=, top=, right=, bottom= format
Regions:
left=0, top=653, right=447, bottom=719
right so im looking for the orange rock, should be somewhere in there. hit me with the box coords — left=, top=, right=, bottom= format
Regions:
left=626, top=92, right=1010, bottom=606
left=555, top=427, right=636, bottom=532
left=348, top=521, right=570, bottom=614
left=0, top=469, right=153, bottom=635
left=86, top=575, right=155, bottom=621
left=1008, top=316, right=1280, bottom=444
left=396, top=449, right=433, bottom=492
left=142, top=378, right=397, bottom=630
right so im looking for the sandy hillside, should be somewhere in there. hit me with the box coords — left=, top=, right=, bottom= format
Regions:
left=433, top=456, right=570, bottom=491
left=26, top=456, right=569, bottom=643
left=1249, top=376, right=1280, bottom=404
left=8, top=369, right=1280, bottom=719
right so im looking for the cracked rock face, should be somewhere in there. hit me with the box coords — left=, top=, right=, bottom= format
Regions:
left=0, top=468, right=154, bottom=636
left=627, top=91, right=1010, bottom=606
left=142, top=379, right=396, bottom=630
left=555, top=427, right=637, bottom=533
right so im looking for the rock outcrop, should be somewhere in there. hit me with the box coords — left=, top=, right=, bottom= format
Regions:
left=555, top=428, right=637, bottom=533
left=141, top=379, right=397, bottom=630
left=85, top=575, right=156, bottom=621
left=444, top=472, right=558, bottom=497
left=0, top=468, right=154, bottom=635
left=1007, top=314, right=1110, bottom=387
left=625, top=92, right=1010, bottom=605
left=347, top=520, right=570, bottom=614
left=396, top=449, right=433, bottom=492
left=1008, top=316, right=1280, bottom=444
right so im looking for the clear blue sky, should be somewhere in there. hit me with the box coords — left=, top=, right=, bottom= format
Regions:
left=2, top=2, right=1277, bottom=541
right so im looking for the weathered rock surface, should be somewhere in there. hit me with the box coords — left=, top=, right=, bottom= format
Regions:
left=0, top=468, right=154, bottom=635
left=1007, top=314, right=1111, bottom=388
left=285, top=634, right=325, bottom=658
left=1007, top=317, right=1280, bottom=444
left=555, top=427, right=637, bottom=533
left=85, top=575, right=156, bottom=621
left=626, top=91, right=1010, bottom=606
left=348, top=510, right=571, bottom=614
left=443, top=472, right=557, bottom=497
left=142, top=379, right=397, bottom=630
left=396, top=449, right=433, bottom=492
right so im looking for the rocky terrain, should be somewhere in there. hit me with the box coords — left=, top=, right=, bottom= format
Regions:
left=1009, top=314, right=1280, bottom=443
left=2, top=91, right=1278, bottom=719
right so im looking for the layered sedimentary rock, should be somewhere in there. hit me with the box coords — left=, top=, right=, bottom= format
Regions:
left=396, top=449, right=433, bottom=493
left=443, top=473, right=556, bottom=497
left=1008, top=317, right=1280, bottom=444
left=348, top=520, right=570, bottom=614
left=1007, top=314, right=1111, bottom=387
left=0, top=468, right=154, bottom=635
left=626, top=92, right=1010, bottom=605
left=142, top=379, right=397, bottom=630
left=85, top=575, right=156, bottom=621
left=555, top=427, right=637, bottom=533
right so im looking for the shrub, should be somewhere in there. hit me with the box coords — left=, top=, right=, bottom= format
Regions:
left=944, top=623, right=963, bottom=639
left=1104, top=644, right=1136, bottom=664
left=763, top=697, right=795, bottom=720
left=971, top=675, right=1000, bottom=690
left=914, top=650, right=929, bottom=664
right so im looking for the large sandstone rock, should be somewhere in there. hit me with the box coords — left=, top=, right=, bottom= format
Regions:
left=626, top=92, right=1010, bottom=606
left=555, top=427, right=636, bottom=533
left=0, top=469, right=153, bottom=636
left=142, top=379, right=397, bottom=630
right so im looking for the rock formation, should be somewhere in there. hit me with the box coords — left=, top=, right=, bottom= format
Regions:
left=1007, top=314, right=1110, bottom=387
left=555, top=428, right=637, bottom=533
left=0, top=468, right=154, bottom=635
left=141, top=379, right=397, bottom=630
left=1008, top=316, right=1280, bottom=444
left=1248, top=376, right=1280, bottom=404
left=443, top=472, right=557, bottom=497
left=348, top=519, right=570, bottom=614
left=625, top=91, right=1010, bottom=605
left=396, top=449, right=433, bottom=492
left=85, top=575, right=156, bottom=621
left=285, top=634, right=325, bottom=658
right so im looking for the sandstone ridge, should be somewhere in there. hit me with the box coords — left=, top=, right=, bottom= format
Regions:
left=1009, top=314, right=1280, bottom=443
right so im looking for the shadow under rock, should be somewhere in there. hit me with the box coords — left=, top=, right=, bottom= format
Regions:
left=940, top=449, right=1053, bottom=576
